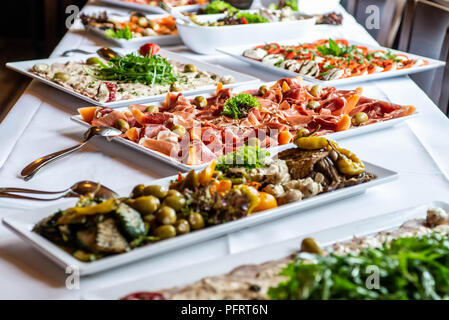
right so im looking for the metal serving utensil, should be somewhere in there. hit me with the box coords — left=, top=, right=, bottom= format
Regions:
left=158, top=1, right=194, bottom=25
left=61, top=48, right=122, bottom=61
left=0, top=181, right=118, bottom=201
left=21, top=126, right=122, bottom=181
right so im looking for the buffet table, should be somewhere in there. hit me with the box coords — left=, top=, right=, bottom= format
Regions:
left=0, top=1, right=448, bottom=299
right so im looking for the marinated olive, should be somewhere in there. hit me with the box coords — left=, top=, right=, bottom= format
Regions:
left=137, top=17, right=148, bottom=27
left=307, top=101, right=320, bottom=110
left=153, top=225, right=176, bottom=239
left=174, top=219, right=190, bottom=235
left=156, top=206, right=177, bottom=225
left=133, top=196, right=160, bottom=215
left=170, top=83, right=182, bottom=92
left=310, top=85, right=322, bottom=98
left=144, top=185, right=168, bottom=199
left=300, top=237, right=323, bottom=255
left=247, top=137, right=261, bottom=147
left=145, top=105, right=159, bottom=113
left=53, top=72, right=70, bottom=82
left=172, top=125, right=186, bottom=136
left=184, top=64, right=197, bottom=73
left=86, top=57, right=102, bottom=65
left=352, top=112, right=369, bottom=126
left=149, top=20, right=159, bottom=30
left=143, top=214, right=156, bottom=224
left=167, top=189, right=182, bottom=198
left=182, top=170, right=200, bottom=190
left=294, top=128, right=310, bottom=139
left=163, top=195, right=186, bottom=211
left=193, top=96, right=207, bottom=108
left=258, top=85, right=268, bottom=96
left=115, top=119, right=130, bottom=132
left=131, top=184, right=145, bottom=198
left=188, top=212, right=205, bottom=230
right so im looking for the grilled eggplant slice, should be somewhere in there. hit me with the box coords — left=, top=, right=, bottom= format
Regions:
left=116, top=202, right=146, bottom=240
left=95, top=218, right=129, bottom=253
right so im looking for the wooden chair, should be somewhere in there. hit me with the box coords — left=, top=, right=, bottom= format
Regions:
left=399, top=0, right=449, bottom=115
left=342, top=0, right=407, bottom=47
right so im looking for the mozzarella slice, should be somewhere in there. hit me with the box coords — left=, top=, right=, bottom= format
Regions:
left=262, top=54, right=284, bottom=66
left=243, top=48, right=268, bottom=60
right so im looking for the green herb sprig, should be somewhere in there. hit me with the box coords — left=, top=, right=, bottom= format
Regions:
left=222, top=93, right=260, bottom=119
left=104, top=25, right=133, bottom=40
left=89, top=52, right=178, bottom=86
left=268, top=233, right=449, bottom=300
left=216, top=145, right=270, bottom=172
left=316, top=39, right=356, bottom=57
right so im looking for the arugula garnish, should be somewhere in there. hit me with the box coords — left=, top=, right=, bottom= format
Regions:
left=104, top=25, right=133, bottom=40
left=201, top=0, right=239, bottom=14
left=235, top=12, right=269, bottom=24
left=216, top=145, right=270, bottom=172
left=268, top=232, right=449, bottom=300
left=222, top=93, right=260, bottom=119
left=89, top=52, right=178, bottom=86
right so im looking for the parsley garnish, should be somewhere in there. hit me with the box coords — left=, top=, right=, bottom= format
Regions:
left=104, top=25, right=133, bottom=40
left=216, top=145, right=270, bottom=172
left=222, top=93, right=260, bottom=119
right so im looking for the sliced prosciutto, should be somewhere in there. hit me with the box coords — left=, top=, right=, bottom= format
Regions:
left=79, top=77, right=415, bottom=166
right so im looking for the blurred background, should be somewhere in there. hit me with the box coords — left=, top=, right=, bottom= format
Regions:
left=0, top=0, right=448, bottom=121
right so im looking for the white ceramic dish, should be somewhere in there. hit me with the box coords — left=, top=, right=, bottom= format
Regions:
left=100, top=0, right=206, bottom=14
left=2, top=162, right=397, bottom=276
left=83, top=200, right=446, bottom=299
left=70, top=81, right=417, bottom=171
left=6, top=48, right=258, bottom=108
left=176, top=12, right=316, bottom=54
left=217, top=39, right=446, bottom=85
left=84, top=13, right=182, bottom=47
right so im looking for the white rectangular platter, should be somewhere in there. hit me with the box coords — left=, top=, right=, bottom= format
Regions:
left=2, top=162, right=397, bottom=276
left=100, top=0, right=205, bottom=14
left=217, top=39, right=446, bottom=86
left=6, top=48, right=258, bottom=108
left=83, top=200, right=448, bottom=299
left=84, top=13, right=182, bottom=47
left=70, top=81, right=417, bottom=171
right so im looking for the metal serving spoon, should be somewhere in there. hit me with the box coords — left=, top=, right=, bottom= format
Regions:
left=61, top=48, right=122, bottom=61
left=0, top=181, right=118, bottom=201
left=21, top=126, right=122, bottom=181
left=158, top=1, right=195, bottom=25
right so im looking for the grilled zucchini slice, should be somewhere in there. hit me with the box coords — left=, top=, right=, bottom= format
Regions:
left=116, top=202, right=146, bottom=239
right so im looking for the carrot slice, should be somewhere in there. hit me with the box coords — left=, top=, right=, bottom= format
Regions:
left=187, top=146, right=201, bottom=165
left=216, top=82, right=223, bottom=93
left=278, top=130, right=293, bottom=145
left=125, top=127, right=139, bottom=142
left=282, top=81, right=291, bottom=92
left=78, top=107, right=98, bottom=124
left=130, top=106, right=147, bottom=126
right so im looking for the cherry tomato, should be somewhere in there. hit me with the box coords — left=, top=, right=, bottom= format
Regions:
left=139, top=43, right=160, bottom=57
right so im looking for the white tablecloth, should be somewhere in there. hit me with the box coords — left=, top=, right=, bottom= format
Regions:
left=0, top=2, right=448, bottom=299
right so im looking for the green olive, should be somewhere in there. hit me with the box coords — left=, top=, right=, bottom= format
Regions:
left=115, top=119, right=130, bottom=132
left=153, top=225, right=176, bottom=239
left=188, top=212, right=205, bottom=230
left=184, top=64, right=197, bottom=73
left=193, top=96, right=207, bottom=108
left=149, top=20, right=159, bottom=29
left=174, top=219, right=190, bottom=235
left=167, top=189, right=182, bottom=198
left=181, top=170, right=200, bottom=190
left=310, top=85, right=322, bottom=98
left=307, top=101, right=320, bottom=110
left=145, top=105, right=159, bottom=113
left=163, top=195, right=186, bottom=211
left=172, top=125, right=186, bottom=136
left=156, top=206, right=177, bottom=225
left=133, top=196, right=160, bottom=215
left=144, top=185, right=168, bottom=199
left=352, top=112, right=369, bottom=126
left=137, top=17, right=148, bottom=27
left=86, top=57, right=102, bottom=65
left=53, top=72, right=70, bottom=82
left=143, top=214, right=156, bottom=224
left=258, top=85, right=268, bottom=96
left=294, top=128, right=310, bottom=139
left=131, top=184, right=145, bottom=198
left=247, top=137, right=261, bottom=147
left=170, top=83, right=182, bottom=92
left=300, top=237, right=323, bottom=255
